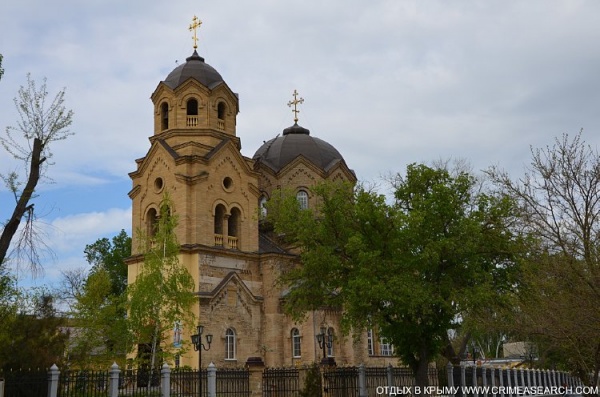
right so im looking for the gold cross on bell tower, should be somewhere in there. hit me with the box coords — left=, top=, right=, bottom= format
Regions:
left=287, top=89, right=304, bottom=123
left=189, top=15, right=202, bottom=49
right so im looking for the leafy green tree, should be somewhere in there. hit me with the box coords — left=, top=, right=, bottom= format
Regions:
left=487, top=131, right=600, bottom=384
left=269, top=165, right=525, bottom=388
left=68, top=268, right=131, bottom=369
left=61, top=231, right=131, bottom=368
left=84, top=230, right=131, bottom=296
left=0, top=291, right=68, bottom=370
left=127, top=193, right=195, bottom=383
left=0, top=74, right=74, bottom=272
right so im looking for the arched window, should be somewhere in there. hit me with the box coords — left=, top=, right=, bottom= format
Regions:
left=228, top=207, right=241, bottom=250
left=186, top=98, right=198, bottom=115
left=291, top=328, right=301, bottom=358
left=186, top=98, right=198, bottom=127
left=327, top=328, right=335, bottom=357
left=259, top=196, right=267, bottom=219
left=160, top=102, right=169, bottom=130
left=146, top=208, right=158, bottom=238
left=214, top=204, right=226, bottom=247
left=296, top=190, right=308, bottom=210
left=380, top=336, right=393, bottom=356
left=217, top=102, right=226, bottom=120
left=225, top=328, right=236, bottom=360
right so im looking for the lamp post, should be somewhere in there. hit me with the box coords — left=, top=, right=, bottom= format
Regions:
left=316, top=326, right=335, bottom=366
left=524, top=342, right=537, bottom=367
left=191, top=325, right=212, bottom=397
left=471, top=342, right=480, bottom=364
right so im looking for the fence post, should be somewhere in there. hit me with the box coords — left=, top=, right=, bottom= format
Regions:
left=472, top=366, right=479, bottom=397
left=482, top=366, right=488, bottom=397
left=47, top=364, right=60, bottom=397
left=245, top=357, right=264, bottom=397
left=161, top=363, right=170, bottom=397
left=109, top=362, right=120, bottom=397
left=498, top=368, right=505, bottom=397
left=460, top=362, right=466, bottom=391
left=387, top=363, right=394, bottom=389
left=207, top=362, right=217, bottom=397
left=358, top=364, right=367, bottom=397
left=447, top=363, right=454, bottom=388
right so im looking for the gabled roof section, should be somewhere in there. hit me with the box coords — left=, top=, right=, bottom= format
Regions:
left=198, top=271, right=262, bottom=303
left=259, top=232, right=290, bottom=254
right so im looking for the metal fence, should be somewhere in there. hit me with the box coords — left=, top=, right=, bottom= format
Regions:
left=170, top=369, right=206, bottom=396
left=262, top=367, right=300, bottom=397
left=0, top=369, right=48, bottom=397
left=59, top=370, right=110, bottom=396
left=216, top=368, right=250, bottom=396
left=322, top=367, right=359, bottom=397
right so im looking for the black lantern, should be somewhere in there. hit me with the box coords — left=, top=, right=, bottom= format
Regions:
left=190, top=325, right=212, bottom=396
left=316, top=326, right=336, bottom=366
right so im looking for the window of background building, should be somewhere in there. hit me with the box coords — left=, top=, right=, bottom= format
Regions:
left=296, top=190, right=308, bottom=210
left=225, top=328, right=236, bottom=360
left=291, top=328, right=301, bottom=358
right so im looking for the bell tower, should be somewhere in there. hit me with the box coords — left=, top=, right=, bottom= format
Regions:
left=129, top=17, right=258, bottom=257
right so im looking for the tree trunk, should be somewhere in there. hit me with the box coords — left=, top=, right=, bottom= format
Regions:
left=414, top=344, right=431, bottom=395
left=0, top=137, right=44, bottom=265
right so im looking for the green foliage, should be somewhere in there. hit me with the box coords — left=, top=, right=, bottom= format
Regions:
left=84, top=230, right=131, bottom=296
left=65, top=231, right=132, bottom=369
left=127, top=193, right=196, bottom=371
left=69, top=268, right=131, bottom=369
left=0, top=290, right=68, bottom=370
left=270, top=165, right=525, bottom=386
left=299, top=363, right=322, bottom=397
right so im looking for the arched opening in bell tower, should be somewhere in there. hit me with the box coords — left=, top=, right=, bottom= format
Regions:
left=186, top=98, right=199, bottom=127
left=160, top=102, right=169, bottom=130
left=227, top=207, right=241, bottom=250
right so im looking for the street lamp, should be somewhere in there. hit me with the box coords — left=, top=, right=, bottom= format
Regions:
left=524, top=342, right=537, bottom=367
left=191, top=325, right=212, bottom=397
left=316, top=326, right=335, bottom=366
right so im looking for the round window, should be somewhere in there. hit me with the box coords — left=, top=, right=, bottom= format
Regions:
left=223, top=177, right=233, bottom=191
left=154, top=177, right=164, bottom=192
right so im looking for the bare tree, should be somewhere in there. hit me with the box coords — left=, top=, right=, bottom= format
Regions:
left=487, top=130, right=600, bottom=384
left=0, top=74, right=74, bottom=273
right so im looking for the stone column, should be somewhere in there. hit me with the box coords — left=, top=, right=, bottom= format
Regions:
left=246, top=357, right=265, bottom=397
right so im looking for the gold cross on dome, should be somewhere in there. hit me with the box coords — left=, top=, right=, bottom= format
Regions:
left=189, top=15, right=202, bottom=49
left=287, top=89, right=304, bottom=123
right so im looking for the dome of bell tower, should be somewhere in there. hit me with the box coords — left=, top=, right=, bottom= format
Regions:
left=163, top=50, right=226, bottom=90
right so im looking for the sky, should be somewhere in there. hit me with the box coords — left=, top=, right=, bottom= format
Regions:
left=1, top=0, right=600, bottom=289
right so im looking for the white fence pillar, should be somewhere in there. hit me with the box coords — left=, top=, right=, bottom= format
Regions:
left=109, top=362, right=120, bottom=397
left=161, top=363, right=170, bottom=397
left=447, top=363, right=454, bottom=388
left=47, top=364, right=59, bottom=397
left=207, top=362, right=217, bottom=397
left=387, top=363, right=394, bottom=389
left=358, top=364, right=367, bottom=397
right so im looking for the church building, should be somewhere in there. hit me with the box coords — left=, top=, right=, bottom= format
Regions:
left=127, top=19, right=396, bottom=369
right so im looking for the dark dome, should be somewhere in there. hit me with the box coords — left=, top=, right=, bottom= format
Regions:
left=253, top=123, right=346, bottom=173
left=163, top=51, right=224, bottom=90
